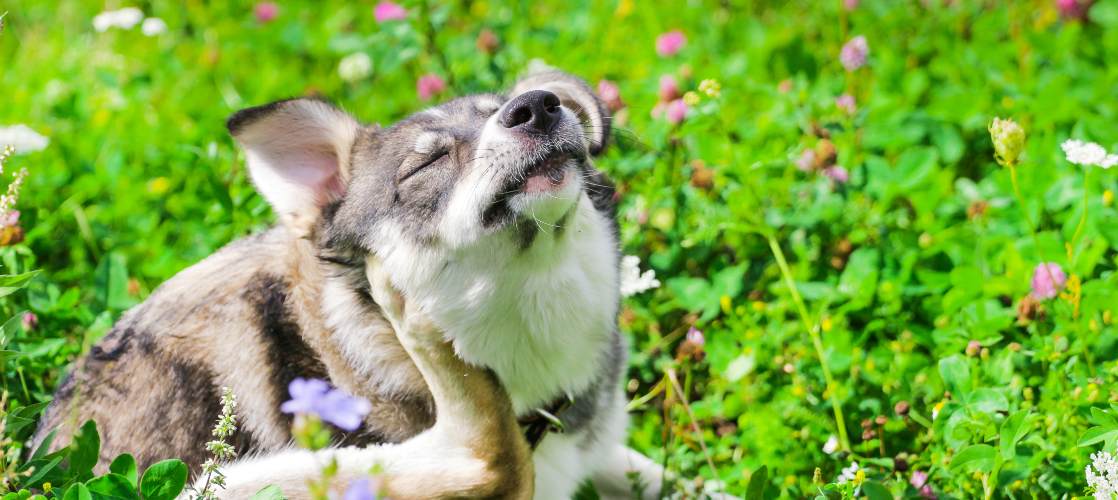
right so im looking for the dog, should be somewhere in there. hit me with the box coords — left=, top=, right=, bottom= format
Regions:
left=32, top=69, right=666, bottom=498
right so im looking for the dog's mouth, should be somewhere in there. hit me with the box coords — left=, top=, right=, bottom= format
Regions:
left=521, top=153, right=572, bottom=194
left=482, top=149, right=585, bottom=228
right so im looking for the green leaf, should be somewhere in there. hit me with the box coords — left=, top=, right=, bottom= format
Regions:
left=69, top=420, right=101, bottom=479
left=1000, top=410, right=1033, bottom=460
left=746, top=465, right=768, bottom=499
left=861, top=481, right=891, bottom=500
left=85, top=473, right=139, bottom=500
left=62, top=484, right=91, bottom=500
left=248, top=485, right=287, bottom=500
left=109, top=454, right=138, bottom=486
left=0, top=271, right=39, bottom=298
left=1078, top=426, right=1118, bottom=448
left=949, top=444, right=996, bottom=473
left=938, top=355, right=972, bottom=396
left=93, top=253, right=131, bottom=310
left=138, top=459, right=188, bottom=500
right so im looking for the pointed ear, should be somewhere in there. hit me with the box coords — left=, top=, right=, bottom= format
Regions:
left=228, top=98, right=361, bottom=235
left=510, top=70, right=611, bottom=155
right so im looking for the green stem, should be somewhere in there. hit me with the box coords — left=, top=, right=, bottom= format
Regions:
left=1070, top=169, right=1091, bottom=266
left=767, top=234, right=851, bottom=452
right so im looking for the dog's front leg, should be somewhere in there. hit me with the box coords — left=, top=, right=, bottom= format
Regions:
left=211, top=260, right=532, bottom=499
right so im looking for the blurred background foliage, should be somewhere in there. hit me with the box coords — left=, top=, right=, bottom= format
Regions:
left=3, top=0, right=1118, bottom=497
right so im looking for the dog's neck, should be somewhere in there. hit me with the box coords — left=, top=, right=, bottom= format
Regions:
left=373, top=194, right=620, bottom=414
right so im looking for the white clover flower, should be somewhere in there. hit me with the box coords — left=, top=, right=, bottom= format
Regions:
left=837, top=461, right=860, bottom=484
left=822, top=435, right=839, bottom=455
left=0, top=125, right=49, bottom=154
left=619, top=255, right=660, bottom=297
left=1062, top=139, right=1112, bottom=168
left=141, top=17, right=167, bottom=36
left=1086, top=451, right=1118, bottom=500
left=338, top=53, right=373, bottom=83
left=92, top=7, right=143, bottom=32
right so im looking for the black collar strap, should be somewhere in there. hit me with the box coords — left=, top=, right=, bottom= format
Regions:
left=519, top=395, right=573, bottom=449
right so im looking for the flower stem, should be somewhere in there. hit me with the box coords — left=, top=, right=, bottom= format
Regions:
left=767, top=234, right=850, bottom=452
left=1070, top=169, right=1091, bottom=266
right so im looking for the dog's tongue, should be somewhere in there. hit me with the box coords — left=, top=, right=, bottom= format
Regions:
left=523, top=158, right=569, bottom=194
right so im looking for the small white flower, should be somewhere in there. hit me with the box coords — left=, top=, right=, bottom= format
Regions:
left=1062, top=139, right=1111, bottom=167
left=822, top=435, right=839, bottom=454
left=338, top=53, right=373, bottom=83
left=0, top=125, right=49, bottom=154
left=141, top=17, right=167, bottom=36
left=92, top=7, right=144, bottom=32
left=619, top=255, right=660, bottom=297
left=1086, top=451, right=1118, bottom=500
left=837, top=461, right=860, bottom=484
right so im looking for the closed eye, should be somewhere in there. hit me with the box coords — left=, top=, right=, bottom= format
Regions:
left=398, top=150, right=449, bottom=183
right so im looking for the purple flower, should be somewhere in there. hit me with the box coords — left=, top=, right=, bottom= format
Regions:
left=1056, top=0, right=1092, bottom=19
left=835, top=94, right=856, bottom=114
left=343, top=478, right=378, bottom=500
left=374, top=1, right=408, bottom=22
left=844, top=0, right=860, bottom=10
left=910, top=470, right=936, bottom=499
left=796, top=149, right=816, bottom=172
left=0, top=210, right=19, bottom=228
left=1030, top=262, right=1067, bottom=300
left=21, top=312, right=37, bottom=331
left=281, top=378, right=371, bottom=431
left=823, top=166, right=849, bottom=184
left=665, top=99, right=688, bottom=124
left=598, top=80, right=624, bottom=112
left=417, top=74, right=446, bottom=100
left=254, top=2, right=278, bottom=23
left=658, top=75, right=680, bottom=102
left=840, top=35, right=869, bottom=71
left=655, top=30, right=686, bottom=57
left=965, top=340, right=981, bottom=357
left=685, top=326, right=705, bottom=347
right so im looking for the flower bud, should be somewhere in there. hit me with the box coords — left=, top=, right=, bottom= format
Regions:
left=989, top=117, right=1025, bottom=167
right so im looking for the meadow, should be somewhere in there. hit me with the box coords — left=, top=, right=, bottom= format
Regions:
left=3, top=0, right=1118, bottom=498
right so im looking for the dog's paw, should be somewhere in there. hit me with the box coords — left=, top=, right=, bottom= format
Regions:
left=364, top=256, right=441, bottom=347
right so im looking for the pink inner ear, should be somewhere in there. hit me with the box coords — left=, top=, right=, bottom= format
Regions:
left=271, top=146, right=347, bottom=205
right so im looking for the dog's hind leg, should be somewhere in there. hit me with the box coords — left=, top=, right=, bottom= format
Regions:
left=212, top=258, right=533, bottom=499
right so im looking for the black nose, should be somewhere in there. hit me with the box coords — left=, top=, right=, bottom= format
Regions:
left=499, top=90, right=562, bottom=133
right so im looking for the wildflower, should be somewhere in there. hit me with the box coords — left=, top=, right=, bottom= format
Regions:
left=988, top=117, right=1026, bottom=167
left=476, top=29, right=499, bottom=54
left=777, top=79, right=793, bottom=93
left=417, top=74, right=447, bottom=101
left=1057, top=0, right=1092, bottom=20
left=374, top=1, right=408, bottom=23
left=655, top=30, right=686, bottom=57
left=835, top=94, right=856, bottom=114
left=965, top=340, right=981, bottom=357
left=698, top=79, right=721, bottom=98
left=619, top=255, right=659, bottom=297
left=283, top=378, right=371, bottom=432
left=844, top=0, right=860, bottom=9
left=141, top=17, right=167, bottom=36
left=823, top=166, right=849, bottom=184
left=21, top=312, right=37, bottom=331
left=92, top=7, right=144, bottom=32
left=658, top=75, right=680, bottom=102
left=840, top=35, right=869, bottom=71
left=598, top=80, right=624, bottom=112
left=685, top=326, right=705, bottom=347
left=837, top=461, right=860, bottom=484
left=338, top=53, right=373, bottom=83
left=1030, top=262, right=1067, bottom=300
left=911, top=470, right=936, bottom=499
left=343, top=478, right=379, bottom=500
left=931, top=400, right=946, bottom=419
left=1062, top=139, right=1117, bottom=168
left=894, top=400, right=910, bottom=417
left=682, top=91, right=700, bottom=106
left=1087, top=451, right=1118, bottom=499
left=254, top=2, right=278, bottom=23
left=795, top=149, right=816, bottom=172
left=822, top=435, right=839, bottom=454
left=665, top=99, right=688, bottom=124
left=1104, top=189, right=1114, bottom=207
left=196, top=387, right=238, bottom=498
left=0, top=125, right=49, bottom=154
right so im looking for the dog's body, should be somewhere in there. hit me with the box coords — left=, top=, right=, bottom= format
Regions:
left=34, top=71, right=663, bottom=498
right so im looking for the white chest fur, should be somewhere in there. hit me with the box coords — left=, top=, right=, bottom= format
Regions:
left=378, top=195, right=619, bottom=414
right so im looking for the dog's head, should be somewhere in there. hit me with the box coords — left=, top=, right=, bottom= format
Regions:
left=227, top=70, right=614, bottom=259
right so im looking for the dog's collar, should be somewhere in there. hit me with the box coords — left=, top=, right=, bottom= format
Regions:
left=519, top=395, right=573, bottom=449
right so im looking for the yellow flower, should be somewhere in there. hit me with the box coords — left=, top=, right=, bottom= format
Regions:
left=682, top=91, right=700, bottom=106
left=148, top=177, right=170, bottom=195
left=821, top=316, right=833, bottom=332
left=1060, top=274, right=1083, bottom=319
left=720, top=295, right=732, bottom=314
left=989, top=117, right=1026, bottom=167
left=699, top=79, right=722, bottom=98
left=751, top=300, right=765, bottom=312
left=614, top=0, right=633, bottom=18
left=853, top=469, right=865, bottom=486
left=1104, top=189, right=1114, bottom=207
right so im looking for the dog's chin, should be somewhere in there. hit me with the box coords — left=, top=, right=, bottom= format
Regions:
left=507, top=158, right=582, bottom=225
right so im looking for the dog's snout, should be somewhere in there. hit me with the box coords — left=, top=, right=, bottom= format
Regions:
left=499, top=90, right=561, bottom=133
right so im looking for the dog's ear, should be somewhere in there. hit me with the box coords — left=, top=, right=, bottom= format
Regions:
left=510, top=70, right=610, bottom=155
left=228, top=98, right=361, bottom=236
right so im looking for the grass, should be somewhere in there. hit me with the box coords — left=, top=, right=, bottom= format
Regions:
left=3, top=0, right=1118, bottom=498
